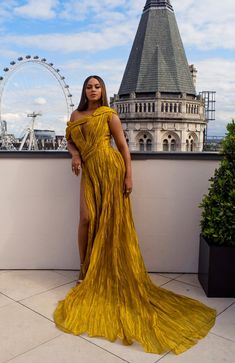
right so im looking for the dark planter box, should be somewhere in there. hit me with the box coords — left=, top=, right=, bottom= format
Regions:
left=198, top=234, right=235, bottom=297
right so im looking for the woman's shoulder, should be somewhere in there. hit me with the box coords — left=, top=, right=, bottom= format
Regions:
left=70, top=110, right=83, bottom=122
left=94, top=106, right=117, bottom=116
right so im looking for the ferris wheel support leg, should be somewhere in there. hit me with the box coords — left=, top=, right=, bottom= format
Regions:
left=33, top=134, right=38, bottom=150
left=19, top=129, right=29, bottom=151
left=28, top=131, right=34, bottom=150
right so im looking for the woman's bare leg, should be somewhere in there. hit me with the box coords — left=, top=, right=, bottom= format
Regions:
left=78, top=175, right=89, bottom=281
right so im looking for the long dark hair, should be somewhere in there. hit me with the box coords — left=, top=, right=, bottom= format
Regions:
left=77, top=75, right=109, bottom=111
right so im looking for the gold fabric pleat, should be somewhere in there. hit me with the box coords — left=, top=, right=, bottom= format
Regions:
left=54, top=106, right=216, bottom=354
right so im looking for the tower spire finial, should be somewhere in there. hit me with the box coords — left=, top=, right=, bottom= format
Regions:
left=144, top=0, right=173, bottom=12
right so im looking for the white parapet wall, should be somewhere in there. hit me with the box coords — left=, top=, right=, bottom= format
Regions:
left=0, top=153, right=220, bottom=272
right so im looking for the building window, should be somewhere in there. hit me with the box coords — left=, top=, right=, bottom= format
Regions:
left=146, top=139, right=152, bottom=151
left=163, top=139, right=168, bottom=151
left=190, top=139, right=194, bottom=151
left=186, top=139, right=189, bottom=151
left=170, top=139, right=176, bottom=151
left=139, top=139, right=144, bottom=151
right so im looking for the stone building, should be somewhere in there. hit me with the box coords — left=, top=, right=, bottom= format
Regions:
left=111, top=0, right=206, bottom=152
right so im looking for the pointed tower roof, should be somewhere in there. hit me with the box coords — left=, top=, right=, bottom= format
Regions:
left=118, top=0, right=196, bottom=97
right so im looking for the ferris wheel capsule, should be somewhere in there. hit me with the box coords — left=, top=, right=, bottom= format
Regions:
left=26, top=55, right=31, bottom=59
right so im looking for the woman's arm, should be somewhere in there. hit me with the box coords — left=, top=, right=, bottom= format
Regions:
left=67, top=111, right=82, bottom=176
left=109, top=113, right=132, bottom=196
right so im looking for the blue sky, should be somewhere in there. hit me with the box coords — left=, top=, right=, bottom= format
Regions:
left=0, top=0, right=235, bottom=136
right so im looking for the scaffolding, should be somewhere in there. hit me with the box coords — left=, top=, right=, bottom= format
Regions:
left=199, top=91, right=216, bottom=142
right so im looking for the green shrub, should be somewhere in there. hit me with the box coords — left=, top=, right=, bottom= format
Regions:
left=200, top=120, right=235, bottom=246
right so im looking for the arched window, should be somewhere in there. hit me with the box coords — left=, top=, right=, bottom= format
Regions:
left=170, top=103, right=173, bottom=113
left=161, top=103, right=164, bottom=112
left=163, top=139, right=168, bottom=151
left=139, top=139, right=144, bottom=151
left=186, top=139, right=189, bottom=151
left=170, top=139, right=176, bottom=151
left=165, top=103, right=169, bottom=112
left=174, top=103, right=177, bottom=113
left=190, top=139, right=194, bottom=152
left=179, top=103, right=182, bottom=113
left=146, top=139, right=152, bottom=151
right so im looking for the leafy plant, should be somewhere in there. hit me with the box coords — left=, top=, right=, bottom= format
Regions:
left=200, top=120, right=235, bottom=246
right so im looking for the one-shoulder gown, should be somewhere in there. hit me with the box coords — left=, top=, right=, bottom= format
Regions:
left=53, top=106, right=216, bottom=354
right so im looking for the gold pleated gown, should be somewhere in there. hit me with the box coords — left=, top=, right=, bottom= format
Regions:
left=54, top=106, right=216, bottom=354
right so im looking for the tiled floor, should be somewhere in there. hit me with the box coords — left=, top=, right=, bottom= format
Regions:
left=0, top=270, right=234, bottom=363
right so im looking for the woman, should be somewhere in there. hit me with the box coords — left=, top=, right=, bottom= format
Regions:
left=54, top=75, right=216, bottom=355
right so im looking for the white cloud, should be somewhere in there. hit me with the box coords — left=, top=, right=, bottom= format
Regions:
left=0, top=48, right=19, bottom=59
left=60, top=0, right=126, bottom=20
left=174, top=0, right=235, bottom=50
left=14, top=0, right=59, bottom=20
left=34, top=97, right=47, bottom=105
left=3, top=23, right=134, bottom=53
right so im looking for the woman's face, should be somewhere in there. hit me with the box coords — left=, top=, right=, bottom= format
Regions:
left=85, top=78, right=102, bottom=103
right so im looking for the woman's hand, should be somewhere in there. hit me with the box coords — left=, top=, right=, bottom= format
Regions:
left=72, top=154, right=82, bottom=176
left=123, top=176, right=133, bottom=197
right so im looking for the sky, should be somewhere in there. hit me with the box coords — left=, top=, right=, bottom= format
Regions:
left=0, top=0, right=235, bottom=137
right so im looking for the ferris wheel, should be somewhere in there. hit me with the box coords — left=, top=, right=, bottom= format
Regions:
left=0, top=55, right=74, bottom=150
